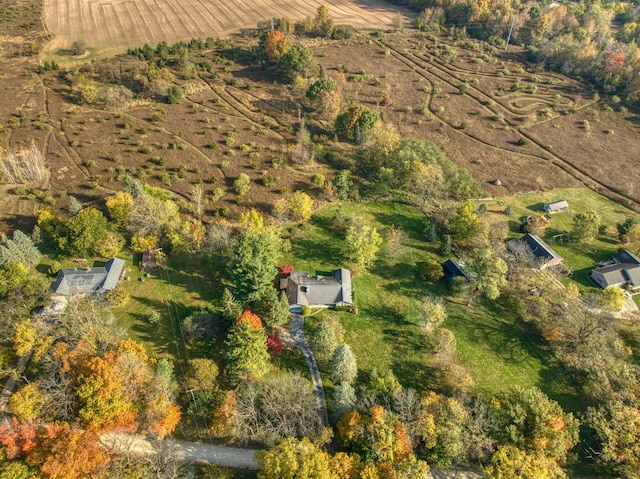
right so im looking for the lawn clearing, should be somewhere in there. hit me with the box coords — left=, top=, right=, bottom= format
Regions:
left=111, top=252, right=224, bottom=360
left=289, top=201, right=581, bottom=410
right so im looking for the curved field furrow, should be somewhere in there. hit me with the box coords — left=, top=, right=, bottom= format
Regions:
left=377, top=37, right=640, bottom=210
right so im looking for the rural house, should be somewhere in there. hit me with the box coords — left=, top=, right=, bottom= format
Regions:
left=281, top=269, right=353, bottom=311
left=442, top=259, right=472, bottom=282
left=507, top=234, right=563, bottom=269
left=50, top=258, right=126, bottom=296
left=543, top=200, right=569, bottom=213
left=588, top=249, right=640, bottom=291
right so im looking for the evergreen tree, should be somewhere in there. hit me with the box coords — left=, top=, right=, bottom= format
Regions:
left=2, top=238, right=24, bottom=266
left=123, top=175, right=145, bottom=198
left=68, top=195, right=82, bottom=216
left=264, top=291, right=291, bottom=328
left=328, top=343, right=358, bottom=384
left=439, top=235, right=452, bottom=256
left=224, top=320, right=270, bottom=382
left=0, top=245, right=14, bottom=268
left=11, top=230, right=41, bottom=267
left=228, top=232, right=279, bottom=303
left=309, top=320, right=338, bottom=360
left=221, top=288, right=243, bottom=325
left=332, top=382, right=356, bottom=423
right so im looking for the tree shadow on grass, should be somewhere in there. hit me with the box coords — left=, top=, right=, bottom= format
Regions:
left=291, top=235, right=344, bottom=266
left=362, top=302, right=406, bottom=325
left=369, top=262, right=422, bottom=297
left=449, top=304, right=581, bottom=410
left=370, top=208, right=426, bottom=238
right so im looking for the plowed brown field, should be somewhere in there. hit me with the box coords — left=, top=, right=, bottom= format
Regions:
left=43, top=0, right=411, bottom=55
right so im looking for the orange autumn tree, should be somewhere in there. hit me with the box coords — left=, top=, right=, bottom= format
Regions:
left=262, top=30, right=290, bottom=62
left=77, top=340, right=181, bottom=436
left=337, top=405, right=413, bottom=465
left=236, top=310, right=263, bottom=330
left=27, top=424, right=109, bottom=479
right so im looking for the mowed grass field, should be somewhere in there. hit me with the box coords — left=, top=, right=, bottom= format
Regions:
left=288, top=201, right=581, bottom=411
left=43, top=0, right=412, bottom=57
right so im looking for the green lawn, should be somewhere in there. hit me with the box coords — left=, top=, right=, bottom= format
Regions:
left=289, top=201, right=582, bottom=410
left=484, top=187, right=639, bottom=289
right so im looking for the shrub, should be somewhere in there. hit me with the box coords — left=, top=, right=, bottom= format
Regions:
left=267, top=334, right=283, bottom=355
left=420, top=259, right=444, bottom=283
left=107, top=288, right=130, bottom=306
left=148, top=311, right=161, bottom=324
left=166, top=86, right=184, bottom=104
left=48, top=261, right=62, bottom=276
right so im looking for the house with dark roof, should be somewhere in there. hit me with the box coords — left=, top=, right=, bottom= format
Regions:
left=543, top=200, right=569, bottom=213
left=507, top=234, right=563, bottom=269
left=442, top=259, right=472, bottom=282
left=280, top=269, right=352, bottom=311
left=588, top=249, right=640, bottom=291
left=50, top=258, right=126, bottom=296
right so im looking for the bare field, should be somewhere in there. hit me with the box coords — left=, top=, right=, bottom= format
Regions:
left=43, top=0, right=412, bottom=56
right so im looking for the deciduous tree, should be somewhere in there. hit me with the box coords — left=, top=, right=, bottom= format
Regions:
left=416, top=296, right=447, bottom=333
left=346, top=224, right=382, bottom=269
left=449, top=201, right=481, bottom=241
left=234, top=372, right=323, bottom=445
left=572, top=210, right=601, bottom=244
left=105, top=191, right=134, bottom=227
left=483, top=445, right=568, bottom=479
left=290, top=191, right=314, bottom=221
left=491, top=386, right=579, bottom=463
left=256, top=437, right=337, bottom=479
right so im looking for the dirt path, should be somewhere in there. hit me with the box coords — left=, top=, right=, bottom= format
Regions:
left=101, top=433, right=260, bottom=470
left=290, top=313, right=329, bottom=425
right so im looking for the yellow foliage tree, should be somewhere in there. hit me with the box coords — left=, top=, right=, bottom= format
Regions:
left=240, top=209, right=265, bottom=233
left=290, top=191, right=314, bottom=222
left=13, top=319, right=36, bottom=357
left=105, top=191, right=133, bottom=227
left=8, top=382, right=45, bottom=421
left=130, top=235, right=158, bottom=253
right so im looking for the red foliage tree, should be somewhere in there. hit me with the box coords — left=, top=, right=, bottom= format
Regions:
left=279, top=264, right=294, bottom=276
left=0, top=417, right=38, bottom=459
left=235, top=310, right=263, bottom=330
left=381, top=93, right=393, bottom=106
left=267, top=334, right=283, bottom=355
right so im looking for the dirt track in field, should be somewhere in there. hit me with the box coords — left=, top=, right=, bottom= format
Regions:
left=43, top=0, right=412, bottom=55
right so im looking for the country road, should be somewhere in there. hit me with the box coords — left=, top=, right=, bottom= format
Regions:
left=101, top=433, right=260, bottom=470
left=100, top=433, right=483, bottom=478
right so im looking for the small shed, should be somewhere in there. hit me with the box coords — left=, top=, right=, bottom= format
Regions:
left=543, top=200, right=569, bottom=213
left=140, top=250, right=162, bottom=271
left=442, top=259, right=472, bottom=282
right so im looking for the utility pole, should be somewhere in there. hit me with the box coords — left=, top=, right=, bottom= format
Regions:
left=505, top=14, right=516, bottom=51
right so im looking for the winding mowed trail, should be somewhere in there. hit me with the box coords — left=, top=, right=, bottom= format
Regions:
left=43, top=0, right=412, bottom=56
